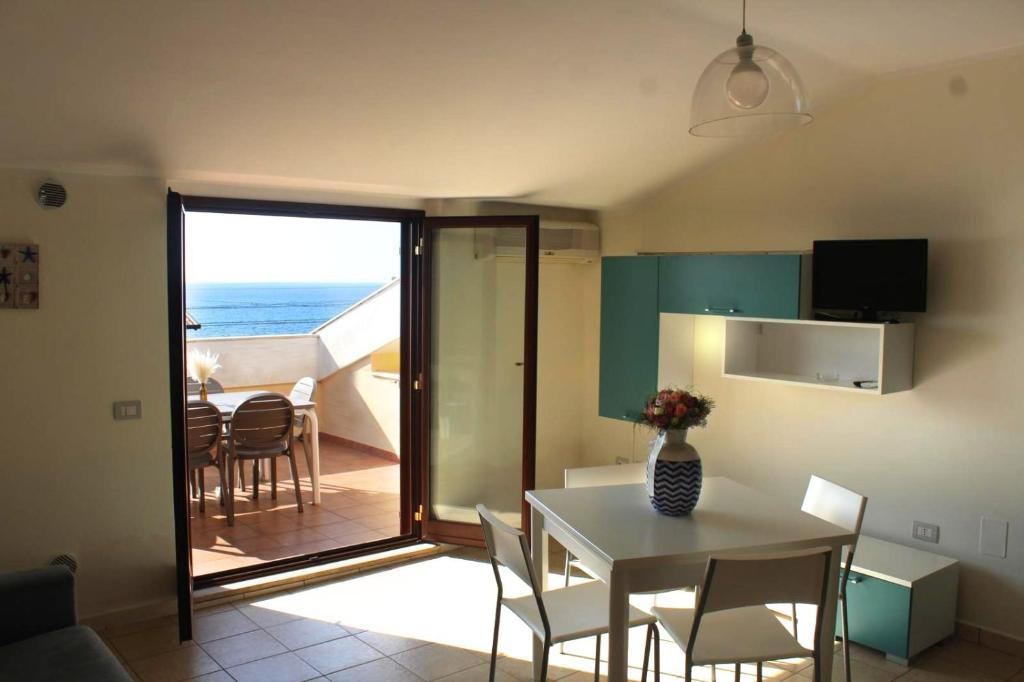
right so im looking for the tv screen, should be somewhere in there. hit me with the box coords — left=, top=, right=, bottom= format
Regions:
left=812, top=239, right=928, bottom=313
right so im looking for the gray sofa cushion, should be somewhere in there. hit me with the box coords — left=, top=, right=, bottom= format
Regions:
left=0, top=625, right=133, bottom=681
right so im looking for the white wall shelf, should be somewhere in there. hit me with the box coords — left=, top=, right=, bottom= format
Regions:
left=722, top=317, right=915, bottom=395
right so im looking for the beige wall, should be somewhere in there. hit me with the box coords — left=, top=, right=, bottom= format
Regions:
left=588, top=53, right=1024, bottom=637
left=0, top=170, right=176, bottom=619
left=319, top=355, right=400, bottom=455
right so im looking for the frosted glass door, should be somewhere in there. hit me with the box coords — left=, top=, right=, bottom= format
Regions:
left=422, top=217, right=538, bottom=541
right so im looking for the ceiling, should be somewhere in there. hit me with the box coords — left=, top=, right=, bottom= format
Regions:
left=2, top=1, right=1023, bottom=208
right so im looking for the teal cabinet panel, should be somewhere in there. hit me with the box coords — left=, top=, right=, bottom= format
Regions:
left=658, top=254, right=801, bottom=319
left=842, top=570, right=911, bottom=659
left=599, top=257, right=659, bottom=421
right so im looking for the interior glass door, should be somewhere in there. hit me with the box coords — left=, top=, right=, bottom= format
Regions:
left=421, top=216, right=538, bottom=544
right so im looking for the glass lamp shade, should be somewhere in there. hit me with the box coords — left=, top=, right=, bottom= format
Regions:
left=690, top=42, right=812, bottom=137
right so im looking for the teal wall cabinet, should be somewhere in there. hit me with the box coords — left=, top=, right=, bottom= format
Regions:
left=599, top=257, right=659, bottom=421
left=658, top=254, right=802, bottom=319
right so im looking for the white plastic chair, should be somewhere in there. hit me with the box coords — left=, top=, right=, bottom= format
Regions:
left=650, top=546, right=836, bottom=682
left=289, top=376, right=317, bottom=440
left=477, top=504, right=660, bottom=682
left=794, top=476, right=867, bottom=682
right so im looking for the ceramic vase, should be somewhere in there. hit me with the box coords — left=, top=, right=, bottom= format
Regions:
left=645, top=429, right=702, bottom=515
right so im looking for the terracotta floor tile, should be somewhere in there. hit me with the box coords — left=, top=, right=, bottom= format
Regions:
left=191, top=440, right=399, bottom=576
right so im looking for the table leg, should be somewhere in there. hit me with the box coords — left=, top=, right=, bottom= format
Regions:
left=607, top=569, right=630, bottom=682
left=303, top=408, right=321, bottom=505
left=818, top=543, right=842, bottom=682
left=531, top=505, right=548, bottom=681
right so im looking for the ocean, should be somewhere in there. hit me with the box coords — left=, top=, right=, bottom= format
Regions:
left=186, top=282, right=387, bottom=338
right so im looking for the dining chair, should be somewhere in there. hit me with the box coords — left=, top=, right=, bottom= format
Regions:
left=648, top=546, right=835, bottom=682
left=226, top=393, right=303, bottom=526
left=206, top=377, right=224, bottom=394
left=477, top=503, right=660, bottom=682
left=289, top=376, right=317, bottom=444
left=793, top=476, right=867, bottom=682
left=562, top=464, right=645, bottom=588
left=186, top=376, right=202, bottom=396
left=186, top=400, right=227, bottom=514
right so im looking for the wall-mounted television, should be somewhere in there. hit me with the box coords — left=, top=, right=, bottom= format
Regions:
left=812, top=239, right=928, bottom=319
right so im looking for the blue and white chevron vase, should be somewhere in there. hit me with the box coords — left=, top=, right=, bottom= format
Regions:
left=645, top=429, right=703, bottom=516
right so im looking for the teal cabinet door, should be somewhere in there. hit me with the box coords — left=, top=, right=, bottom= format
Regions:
left=599, top=257, right=659, bottom=421
left=659, top=254, right=802, bottom=319
left=842, top=571, right=911, bottom=659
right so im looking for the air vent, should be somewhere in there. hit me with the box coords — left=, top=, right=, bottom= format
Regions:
left=37, top=182, right=67, bottom=209
left=49, top=553, right=79, bottom=574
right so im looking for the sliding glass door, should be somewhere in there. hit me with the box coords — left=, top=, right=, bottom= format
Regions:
left=420, top=216, right=538, bottom=544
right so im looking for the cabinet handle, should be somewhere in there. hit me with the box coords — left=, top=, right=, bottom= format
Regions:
left=848, top=576, right=863, bottom=584
left=704, top=307, right=739, bottom=314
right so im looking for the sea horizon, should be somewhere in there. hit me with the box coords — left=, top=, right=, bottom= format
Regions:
left=186, top=281, right=388, bottom=338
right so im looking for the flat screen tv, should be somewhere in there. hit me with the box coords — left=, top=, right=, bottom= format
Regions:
left=812, top=239, right=928, bottom=318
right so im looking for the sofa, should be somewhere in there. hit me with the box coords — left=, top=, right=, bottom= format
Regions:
left=0, top=565, right=133, bottom=680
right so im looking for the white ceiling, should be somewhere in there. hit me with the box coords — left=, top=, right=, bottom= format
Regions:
left=2, top=1, right=1023, bottom=208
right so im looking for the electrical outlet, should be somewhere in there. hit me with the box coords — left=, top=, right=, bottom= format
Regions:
left=615, top=456, right=630, bottom=465
left=913, top=521, right=940, bottom=543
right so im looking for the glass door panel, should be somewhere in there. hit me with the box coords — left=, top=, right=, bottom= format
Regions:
left=421, top=216, right=538, bottom=543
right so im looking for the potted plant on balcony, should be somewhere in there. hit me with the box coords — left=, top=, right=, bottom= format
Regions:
left=633, top=388, right=714, bottom=516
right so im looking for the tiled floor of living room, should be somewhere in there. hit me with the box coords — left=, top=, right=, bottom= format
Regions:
left=190, top=439, right=401, bottom=576
left=101, top=548, right=1024, bottom=682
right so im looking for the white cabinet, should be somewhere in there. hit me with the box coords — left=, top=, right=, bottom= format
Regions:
left=722, top=318, right=915, bottom=394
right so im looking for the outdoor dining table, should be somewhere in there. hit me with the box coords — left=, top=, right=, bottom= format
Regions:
left=204, top=390, right=322, bottom=505
left=525, top=476, right=857, bottom=682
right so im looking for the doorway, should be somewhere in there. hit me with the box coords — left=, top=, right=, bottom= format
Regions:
left=167, top=196, right=539, bottom=640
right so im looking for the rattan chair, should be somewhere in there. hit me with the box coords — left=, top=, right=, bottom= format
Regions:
left=226, top=393, right=303, bottom=526
left=186, top=400, right=227, bottom=514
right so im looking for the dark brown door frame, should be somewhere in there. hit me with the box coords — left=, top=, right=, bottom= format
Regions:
left=166, top=195, right=427, bottom=620
left=418, top=215, right=539, bottom=546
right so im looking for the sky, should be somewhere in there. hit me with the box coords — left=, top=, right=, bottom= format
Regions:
left=185, top=212, right=401, bottom=283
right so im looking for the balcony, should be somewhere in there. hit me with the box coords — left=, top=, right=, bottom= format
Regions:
left=186, top=280, right=401, bottom=577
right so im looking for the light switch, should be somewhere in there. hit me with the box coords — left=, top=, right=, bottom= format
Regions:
left=980, top=517, right=1008, bottom=558
left=113, top=400, right=142, bottom=420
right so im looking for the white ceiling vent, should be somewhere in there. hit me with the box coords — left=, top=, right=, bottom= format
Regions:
left=475, top=220, right=599, bottom=263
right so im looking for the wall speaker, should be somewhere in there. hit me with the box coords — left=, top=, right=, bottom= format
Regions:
left=37, top=182, right=67, bottom=209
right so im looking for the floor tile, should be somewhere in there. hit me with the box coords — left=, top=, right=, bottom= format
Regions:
left=111, top=623, right=190, bottom=662
left=797, top=656, right=901, bottom=682
left=238, top=600, right=306, bottom=629
left=436, top=662, right=519, bottom=681
left=201, top=628, right=288, bottom=668
left=227, top=651, right=322, bottom=682
left=356, top=630, right=431, bottom=656
left=325, top=657, right=424, bottom=681
left=267, top=618, right=353, bottom=650
left=187, top=672, right=234, bottom=682
left=193, top=608, right=259, bottom=643
left=927, top=639, right=1024, bottom=679
left=131, top=644, right=221, bottom=682
left=392, top=643, right=488, bottom=680
left=294, top=635, right=384, bottom=674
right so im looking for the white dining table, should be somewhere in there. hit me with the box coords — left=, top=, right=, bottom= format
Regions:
left=525, top=477, right=856, bottom=682
left=202, top=390, right=322, bottom=505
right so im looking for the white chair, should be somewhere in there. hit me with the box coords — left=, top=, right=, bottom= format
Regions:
left=562, top=464, right=646, bottom=587
left=649, top=546, right=836, bottom=682
left=794, top=476, right=867, bottom=682
left=477, top=504, right=660, bottom=682
left=289, top=376, right=317, bottom=441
